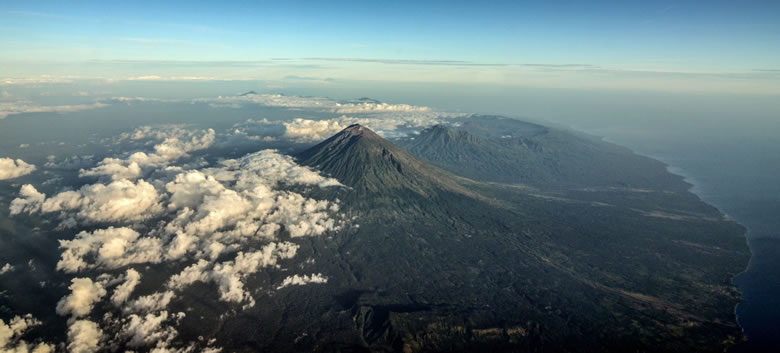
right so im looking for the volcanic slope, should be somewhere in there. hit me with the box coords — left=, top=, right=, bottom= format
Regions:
left=221, top=124, right=750, bottom=353
left=397, top=116, right=684, bottom=191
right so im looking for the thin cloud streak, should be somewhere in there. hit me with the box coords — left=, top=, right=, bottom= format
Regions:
left=302, top=57, right=509, bottom=67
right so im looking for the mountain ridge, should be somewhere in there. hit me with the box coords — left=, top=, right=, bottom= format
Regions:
left=398, top=118, right=686, bottom=191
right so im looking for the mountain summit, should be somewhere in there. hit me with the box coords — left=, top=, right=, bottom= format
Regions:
left=296, top=124, right=468, bottom=196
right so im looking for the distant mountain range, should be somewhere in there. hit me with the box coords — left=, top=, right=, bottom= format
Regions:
left=240, top=118, right=750, bottom=353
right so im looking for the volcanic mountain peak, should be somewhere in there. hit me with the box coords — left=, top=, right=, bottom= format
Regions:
left=296, top=124, right=471, bottom=197
left=341, top=124, right=382, bottom=140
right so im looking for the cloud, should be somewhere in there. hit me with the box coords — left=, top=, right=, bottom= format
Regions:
left=166, top=259, right=209, bottom=290
left=0, top=314, right=54, bottom=353
left=127, top=75, right=162, bottom=81
left=125, top=291, right=176, bottom=314
left=519, top=63, right=598, bottom=69
left=242, top=114, right=464, bottom=142
left=57, top=228, right=163, bottom=273
left=0, top=101, right=107, bottom=119
left=276, top=273, right=328, bottom=289
left=167, top=242, right=299, bottom=307
left=210, top=93, right=466, bottom=141
left=111, top=269, right=141, bottom=306
left=107, top=96, right=172, bottom=104
left=0, top=158, right=36, bottom=180
left=282, top=118, right=349, bottom=143
left=0, top=263, right=13, bottom=275
left=228, top=149, right=343, bottom=188
left=158, top=151, right=342, bottom=261
left=199, top=93, right=437, bottom=118
left=302, top=57, right=508, bottom=67
left=43, top=154, right=97, bottom=170
left=56, top=278, right=107, bottom=318
left=67, top=320, right=103, bottom=353
left=122, top=311, right=180, bottom=348
left=8, top=130, right=346, bottom=351
left=13, top=151, right=342, bottom=271
left=227, top=118, right=285, bottom=142
left=333, top=102, right=431, bottom=114
left=8, top=184, right=46, bottom=215
left=126, top=75, right=217, bottom=81
left=197, top=93, right=335, bottom=110
left=0, top=75, right=79, bottom=85
left=11, top=179, right=163, bottom=226
left=82, top=127, right=215, bottom=180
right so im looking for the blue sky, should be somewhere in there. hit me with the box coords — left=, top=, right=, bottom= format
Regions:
left=1, top=0, right=779, bottom=93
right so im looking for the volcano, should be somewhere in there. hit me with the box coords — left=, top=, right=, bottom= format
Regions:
left=297, top=124, right=468, bottom=194
left=253, top=122, right=750, bottom=353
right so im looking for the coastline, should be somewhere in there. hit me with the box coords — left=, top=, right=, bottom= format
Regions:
left=636, top=151, right=753, bottom=342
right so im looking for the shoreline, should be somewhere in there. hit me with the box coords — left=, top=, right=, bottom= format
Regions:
left=635, top=150, right=753, bottom=338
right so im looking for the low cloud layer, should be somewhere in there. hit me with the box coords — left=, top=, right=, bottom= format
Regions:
left=82, top=127, right=215, bottom=180
left=11, top=179, right=163, bottom=226
left=0, top=158, right=36, bottom=180
left=199, top=93, right=437, bottom=117
left=8, top=122, right=347, bottom=351
left=0, top=101, right=107, bottom=120
left=277, top=273, right=328, bottom=289
left=0, top=263, right=14, bottom=275
left=219, top=94, right=467, bottom=143
left=67, top=320, right=103, bottom=353
left=56, top=278, right=107, bottom=318
left=0, top=314, right=54, bottom=353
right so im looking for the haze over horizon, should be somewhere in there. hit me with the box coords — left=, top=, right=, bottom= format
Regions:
left=2, top=0, right=780, bottom=94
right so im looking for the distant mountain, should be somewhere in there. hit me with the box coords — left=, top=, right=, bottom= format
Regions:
left=398, top=117, right=685, bottom=191
left=340, top=97, right=383, bottom=104
left=239, top=90, right=258, bottom=96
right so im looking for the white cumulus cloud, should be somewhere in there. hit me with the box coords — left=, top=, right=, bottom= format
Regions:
left=167, top=242, right=299, bottom=307
left=0, top=263, right=14, bottom=275
left=277, top=273, right=328, bottom=289
left=11, top=179, right=163, bottom=226
left=7, top=127, right=347, bottom=351
left=111, top=269, right=142, bottom=306
left=282, top=118, right=349, bottom=143
left=56, top=278, right=107, bottom=318
left=0, top=314, right=54, bottom=353
left=0, top=158, right=36, bottom=180
left=66, top=320, right=103, bottom=353
left=82, top=127, right=215, bottom=180
left=57, top=227, right=163, bottom=273
left=122, top=311, right=179, bottom=348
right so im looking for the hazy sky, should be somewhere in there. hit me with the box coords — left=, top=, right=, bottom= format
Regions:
left=1, top=0, right=779, bottom=94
